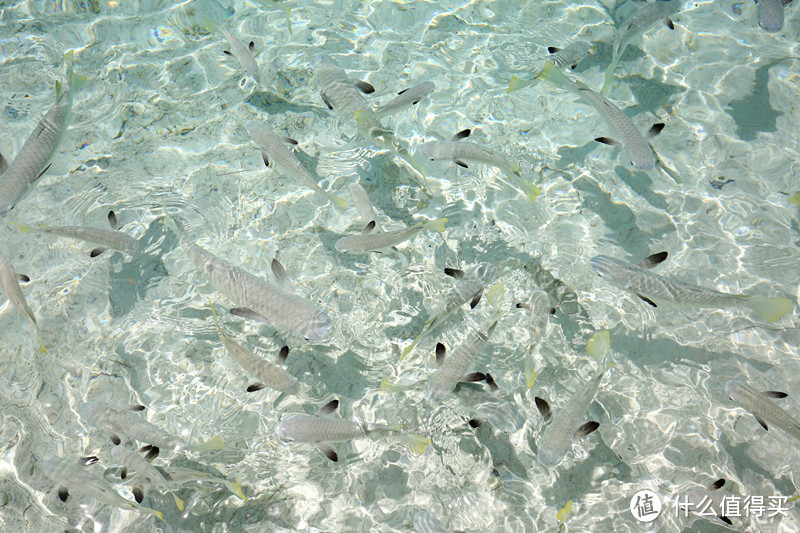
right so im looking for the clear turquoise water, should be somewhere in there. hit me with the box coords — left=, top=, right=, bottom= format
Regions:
left=0, top=0, right=799, bottom=531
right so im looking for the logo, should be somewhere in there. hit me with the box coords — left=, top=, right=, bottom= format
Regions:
left=630, top=489, right=662, bottom=522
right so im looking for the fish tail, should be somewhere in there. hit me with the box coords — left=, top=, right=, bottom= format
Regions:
left=203, top=17, right=218, bottom=33
left=586, top=330, right=611, bottom=361
left=398, top=433, right=431, bottom=455
left=524, top=360, right=537, bottom=388
left=380, top=377, right=413, bottom=392
left=507, top=75, right=536, bottom=93
left=601, top=59, right=618, bottom=95
left=354, top=110, right=376, bottom=123
left=744, top=296, right=793, bottom=322
left=223, top=479, right=248, bottom=500
left=424, top=217, right=447, bottom=233
left=487, top=281, right=505, bottom=310
left=400, top=318, right=433, bottom=361
left=37, top=328, right=47, bottom=354
left=537, top=61, right=571, bottom=89
left=790, top=193, right=800, bottom=205
left=515, top=178, right=541, bottom=204
left=189, top=434, right=225, bottom=452
left=325, top=192, right=349, bottom=210
left=137, top=504, right=164, bottom=521
left=64, top=50, right=87, bottom=95
left=9, top=221, right=40, bottom=234
left=172, top=493, right=185, bottom=511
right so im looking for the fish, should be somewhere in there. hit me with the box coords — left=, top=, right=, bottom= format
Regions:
left=413, top=511, right=465, bottom=533
left=209, top=301, right=300, bottom=395
left=517, top=291, right=555, bottom=388
left=602, top=0, right=681, bottom=94
left=334, top=218, right=447, bottom=254
left=164, top=215, right=332, bottom=340
left=590, top=251, right=793, bottom=322
left=354, top=81, right=435, bottom=122
left=246, top=120, right=348, bottom=209
left=206, top=19, right=260, bottom=82
left=275, top=399, right=430, bottom=462
left=679, top=478, right=734, bottom=526
left=312, top=54, right=383, bottom=136
left=507, top=41, right=592, bottom=92
left=77, top=402, right=225, bottom=454
left=110, top=445, right=185, bottom=511
left=11, top=210, right=138, bottom=256
left=425, top=318, right=499, bottom=404
left=726, top=379, right=800, bottom=441
left=402, top=262, right=497, bottom=360
left=348, top=182, right=383, bottom=232
left=757, top=0, right=787, bottom=32
left=417, top=129, right=541, bottom=203
left=535, top=362, right=612, bottom=467
left=0, top=51, right=86, bottom=215
left=42, top=456, right=163, bottom=520
left=160, top=466, right=247, bottom=500
left=538, top=62, right=665, bottom=172
left=0, top=255, right=46, bottom=352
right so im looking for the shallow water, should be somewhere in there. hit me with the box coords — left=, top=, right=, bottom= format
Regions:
left=0, top=0, right=799, bottom=531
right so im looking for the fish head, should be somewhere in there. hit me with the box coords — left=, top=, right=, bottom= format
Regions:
left=302, top=313, right=333, bottom=341
left=275, top=417, right=297, bottom=441
left=334, top=238, right=356, bottom=254
left=724, top=380, right=746, bottom=400
left=125, top=239, right=140, bottom=254
left=417, top=141, right=441, bottom=161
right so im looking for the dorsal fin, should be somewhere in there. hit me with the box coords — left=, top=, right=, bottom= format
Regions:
left=316, top=399, right=339, bottom=416
left=435, top=343, right=446, bottom=366
left=277, top=346, right=289, bottom=365
left=361, top=220, right=376, bottom=234
left=108, top=210, right=120, bottom=229
left=535, top=397, right=551, bottom=422
left=452, top=129, right=471, bottom=141
left=637, top=251, right=668, bottom=269
left=709, top=479, right=726, bottom=491
left=271, top=259, right=293, bottom=293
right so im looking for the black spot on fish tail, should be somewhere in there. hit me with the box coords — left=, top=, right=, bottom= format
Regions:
left=262, top=153, right=271, bottom=167
left=126, top=405, right=146, bottom=412
left=362, top=220, right=376, bottom=234
left=412, top=99, right=421, bottom=104
left=665, top=17, right=675, bottom=30
left=535, top=397, right=552, bottom=422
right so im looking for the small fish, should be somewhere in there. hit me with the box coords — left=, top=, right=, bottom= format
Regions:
left=161, top=466, right=247, bottom=500
left=680, top=478, right=734, bottom=526
left=42, top=456, right=163, bottom=520
left=246, top=120, right=347, bottom=209
left=426, top=318, right=499, bottom=404
left=209, top=301, right=300, bottom=395
left=417, top=129, right=541, bottom=203
left=402, top=262, right=497, bottom=360
left=354, top=81, right=435, bottom=122
left=535, top=362, right=612, bottom=467
left=0, top=51, right=86, bottom=215
left=78, top=402, right=225, bottom=454
left=0, top=255, right=45, bottom=352
left=165, top=215, right=332, bottom=340
left=516, top=291, right=555, bottom=344
left=11, top=210, right=138, bottom=256
left=602, top=0, right=681, bottom=94
left=590, top=252, right=793, bottom=322
left=508, top=41, right=592, bottom=92
left=276, top=399, right=430, bottom=461
left=111, top=445, right=185, bottom=511
left=312, top=54, right=382, bottom=135
left=335, top=218, right=446, bottom=254
left=348, top=183, right=383, bottom=232
left=726, top=380, right=800, bottom=441
left=206, top=19, right=260, bottom=82
left=756, top=0, right=785, bottom=33
left=413, top=511, right=465, bottom=533
left=538, top=62, right=665, bottom=172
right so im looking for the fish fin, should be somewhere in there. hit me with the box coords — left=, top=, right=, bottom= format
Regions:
left=575, top=421, right=600, bottom=437
left=125, top=404, right=146, bottom=412
left=190, top=434, right=225, bottom=451
left=744, top=297, right=793, bottom=322
left=462, top=372, right=486, bottom=383
left=110, top=433, right=121, bottom=445
left=547, top=46, right=561, bottom=53
left=444, top=267, right=464, bottom=279
left=35, top=163, right=52, bottom=181
left=317, top=442, right=338, bottom=462
left=361, top=220, right=377, bottom=234
left=424, top=217, right=447, bottom=233
left=516, top=178, right=541, bottom=203
left=320, top=92, right=333, bottom=110
left=516, top=302, right=532, bottom=310
left=398, top=433, right=431, bottom=454
left=173, top=493, right=185, bottom=511
left=262, top=152, right=271, bottom=167
left=709, top=478, right=726, bottom=490
left=468, top=418, right=483, bottom=428
left=557, top=500, right=573, bottom=524
left=144, top=447, right=160, bottom=462
left=719, top=516, right=733, bottom=526
left=637, top=251, right=668, bottom=269
left=55, top=80, right=63, bottom=99
left=9, top=222, right=40, bottom=234
left=537, top=60, right=571, bottom=88
left=107, top=210, right=119, bottom=229
left=224, top=480, right=247, bottom=500
left=0, top=151, right=6, bottom=174
left=354, top=109, right=375, bottom=122
left=595, top=136, right=621, bottom=146
left=601, top=59, right=618, bottom=95
left=400, top=319, right=431, bottom=361
left=58, top=487, right=69, bottom=502
left=435, top=343, right=446, bottom=366
left=317, top=399, right=339, bottom=416
left=80, top=456, right=99, bottom=466
left=325, top=192, right=349, bottom=210
left=229, top=307, right=271, bottom=323
left=755, top=415, right=769, bottom=431
left=138, top=505, right=164, bottom=521
left=587, top=330, right=611, bottom=361
left=246, top=383, right=266, bottom=392
left=487, top=282, right=505, bottom=311
left=281, top=136, right=298, bottom=145
left=452, top=129, right=471, bottom=141
left=354, top=80, right=375, bottom=94
left=133, top=486, right=144, bottom=504
left=535, top=397, right=552, bottom=422
left=453, top=159, right=469, bottom=169
left=248, top=41, right=255, bottom=52
left=763, top=391, right=788, bottom=399
left=120, top=467, right=128, bottom=479
left=397, top=87, right=408, bottom=95
left=507, top=75, right=535, bottom=93
left=271, top=258, right=294, bottom=293
left=664, top=17, right=675, bottom=30
left=469, top=289, right=483, bottom=309
left=380, top=377, right=412, bottom=392
left=485, top=373, right=499, bottom=390
left=90, top=247, right=107, bottom=257
left=524, top=361, right=537, bottom=388
left=635, top=294, right=657, bottom=307
left=277, top=345, right=289, bottom=365
left=646, top=123, right=665, bottom=139
left=222, top=49, right=233, bottom=56
left=791, top=193, right=800, bottom=206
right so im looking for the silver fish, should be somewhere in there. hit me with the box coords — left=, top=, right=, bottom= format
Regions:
left=757, top=0, right=785, bottom=33
left=42, top=456, right=163, bottom=520
left=417, top=129, right=541, bottom=202
left=401, top=262, right=497, bottom=360
left=590, top=252, right=794, bottom=322
left=160, top=466, right=247, bottom=500
left=354, top=81, right=435, bottom=122
left=414, top=511, right=464, bottom=533
left=507, top=41, right=592, bottom=93
left=602, top=0, right=681, bottom=94
left=536, top=363, right=612, bottom=467
left=246, top=120, right=348, bottom=209
left=0, top=255, right=45, bottom=352
left=517, top=291, right=555, bottom=344
left=210, top=301, right=300, bottom=395
left=77, top=402, right=225, bottom=454
left=312, top=54, right=380, bottom=134
left=12, top=210, right=138, bottom=256
left=275, top=399, right=430, bottom=461
left=348, top=182, right=383, bottom=231
left=726, top=380, right=800, bottom=441
left=111, top=445, right=184, bottom=511
left=165, top=216, right=332, bottom=340
left=680, top=479, right=734, bottom=526
left=426, top=319, right=498, bottom=404
left=334, top=217, right=447, bottom=254
left=206, top=19, right=260, bottom=82
left=0, top=51, right=86, bottom=215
